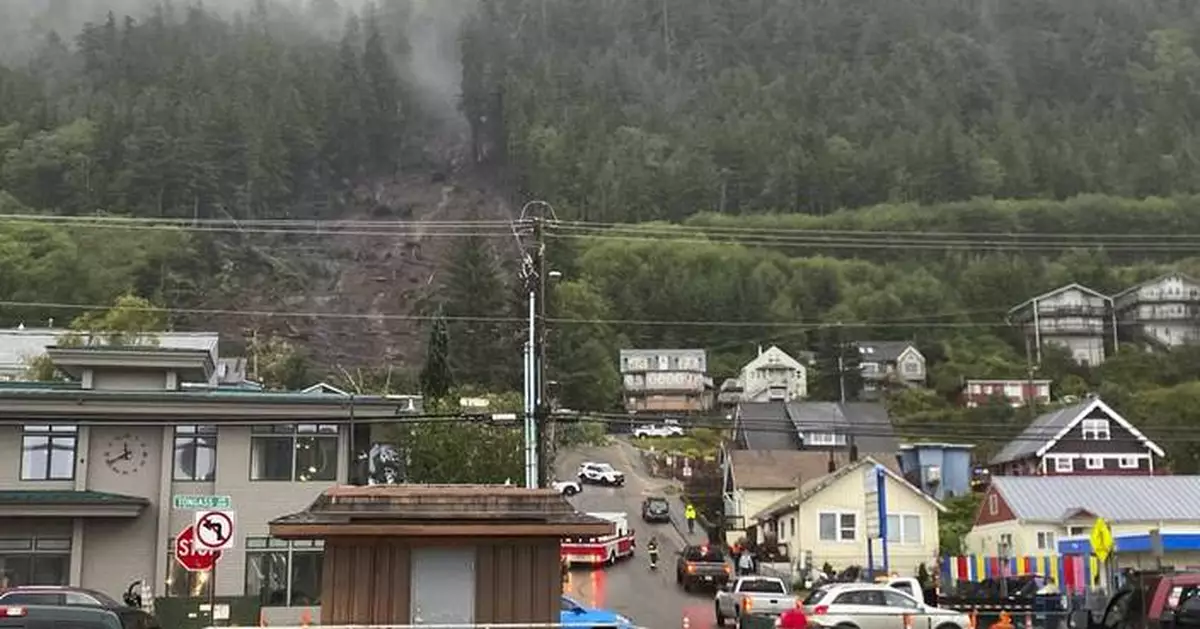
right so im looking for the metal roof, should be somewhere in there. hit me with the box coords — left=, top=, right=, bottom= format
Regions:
left=736, top=401, right=799, bottom=450
left=993, top=476, right=1200, bottom=523
left=852, top=341, right=916, bottom=363
left=990, top=401, right=1089, bottom=464
left=786, top=402, right=897, bottom=453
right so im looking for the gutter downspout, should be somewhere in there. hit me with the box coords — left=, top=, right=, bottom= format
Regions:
left=1032, top=297, right=1043, bottom=365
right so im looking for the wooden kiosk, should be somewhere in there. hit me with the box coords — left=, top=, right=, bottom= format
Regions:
left=269, top=484, right=613, bottom=626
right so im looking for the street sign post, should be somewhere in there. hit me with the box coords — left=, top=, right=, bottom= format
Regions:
left=173, top=495, right=232, bottom=510
left=174, top=525, right=221, bottom=572
left=194, top=510, right=236, bottom=551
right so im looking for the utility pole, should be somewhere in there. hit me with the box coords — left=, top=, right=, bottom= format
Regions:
left=533, top=215, right=551, bottom=488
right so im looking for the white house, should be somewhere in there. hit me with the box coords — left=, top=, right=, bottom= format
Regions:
left=751, top=457, right=945, bottom=576
left=737, top=346, right=807, bottom=402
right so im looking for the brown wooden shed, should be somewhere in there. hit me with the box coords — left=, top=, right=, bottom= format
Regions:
left=269, top=484, right=613, bottom=626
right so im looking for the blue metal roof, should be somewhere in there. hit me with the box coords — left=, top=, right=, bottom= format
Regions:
left=1058, top=532, right=1200, bottom=555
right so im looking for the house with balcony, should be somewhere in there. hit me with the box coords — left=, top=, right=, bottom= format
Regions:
left=987, top=397, right=1165, bottom=477
left=962, top=379, right=1052, bottom=408
left=736, top=346, right=807, bottom=402
left=619, top=349, right=712, bottom=413
left=1009, top=284, right=1116, bottom=366
left=1113, top=272, right=1200, bottom=348
left=853, top=342, right=926, bottom=400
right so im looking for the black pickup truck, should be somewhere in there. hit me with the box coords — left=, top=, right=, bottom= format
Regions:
left=676, top=544, right=732, bottom=592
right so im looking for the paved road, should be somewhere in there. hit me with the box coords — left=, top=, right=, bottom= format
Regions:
left=557, top=439, right=718, bottom=629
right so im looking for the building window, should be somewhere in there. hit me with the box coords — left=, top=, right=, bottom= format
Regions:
left=788, top=517, right=796, bottom=538
left=805, top=432, right=846, bottom=446
left=885, top=514, right=922, bottom=544
left=818, top=512, right=857, bottom=542
left=164, top=538, right=214, bottom=599
left=0, top=537, right=71, bottom=587
left=1037, top=531, right=1057, bottom=551
left=902, top=360, right=920, bottom=375
left=250, top=425, right=338, bottom=482
left=987, top=494, right=999, bottom=515
left=20, top=425, right=77, bottom=481
left=1119, top=457, right=1139, bottom=469
left=244, top=538, right=324, bottom=606
left=174, top=425, right=217, bottom=481
left=1054, top=457, right=1074, bottom=473
left=1081, top=419, right=1111, bottom=441
left=1068, top=526, right=1087, bottom=537
left=1085, top=457, right=1103, bottom=470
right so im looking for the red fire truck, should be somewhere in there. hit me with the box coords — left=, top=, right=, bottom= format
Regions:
left=561, top=511, right=636, bottom=567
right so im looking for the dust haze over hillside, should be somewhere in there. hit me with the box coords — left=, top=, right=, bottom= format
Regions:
left=0, top=0, right=476, bottom=132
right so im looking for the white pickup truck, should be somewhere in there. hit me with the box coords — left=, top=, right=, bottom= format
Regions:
left=714, top=576, right=798, bottom=627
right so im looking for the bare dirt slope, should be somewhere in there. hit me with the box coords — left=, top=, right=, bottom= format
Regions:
left=201, top=165, right=517, bottom=373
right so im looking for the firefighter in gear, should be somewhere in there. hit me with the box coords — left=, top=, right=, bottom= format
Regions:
left=647, top=536, right=660, bottom=569
left=684, top=503, right=697, bottom=534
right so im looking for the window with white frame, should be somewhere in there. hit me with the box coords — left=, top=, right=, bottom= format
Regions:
left=1119, top=457, right=1139, bottom=469
left=818, top=512, right=857, bottom=542
left=987, top=494, right=999, bottom=515
left=20, top=425, right=77, bottom=481
left=1085, top=457, right=1103, bottom=470
left=1036, top=531, right=1057, bottom=551
left=250, top=424, right=338, bottom=481
left=1081, top=419, right=1111, bottom=440
left=885, top=514, right=922, bottom=544
left=173, top=425, right=217, bottom=481
left=805, top=432, right=846, bottom=446
left=999, top=533, right=1013, bottom=556
left=1054, top=457, right=1074, bottom=473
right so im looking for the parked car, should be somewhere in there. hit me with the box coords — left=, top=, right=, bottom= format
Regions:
left=714, top=576, right=799, bottom=627
left=577, top=462, right=625, bottom=486
left=552, top=479, right=582, bottom=496
left=0, top=605, right=126, bottom=629
left=676, top=544, right=731, bottom=592
left=560, top=595, right=635, bottom=629
left=0, top=586, right=161, bottom=629
left=642, top=496, right=671, bottom=523
left=803, top=583, right=971, bottom=629
left=1085, top=570, right=1200, bottom=629
left=632, top=424, right=685, bottom=438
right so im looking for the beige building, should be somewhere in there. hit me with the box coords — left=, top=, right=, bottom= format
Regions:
left=0, top=345, right=420, bottom=614
left=736, top=346, right=807, bottom=402
left=619, top=348, right=712, bottom=412
left=965, top=476, right=1200, bottom=570
left=751, top=457, right=944, bottom=575
left=1009, top=283, right=1116, bottom=366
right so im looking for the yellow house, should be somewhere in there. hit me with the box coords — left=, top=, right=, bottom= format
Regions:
left=751, top=457, right=945, bottom=576
left=965, top=476, right=1200, bottom=571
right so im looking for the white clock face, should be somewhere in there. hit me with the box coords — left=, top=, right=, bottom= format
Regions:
left=102, top=433, right=149, bottom=475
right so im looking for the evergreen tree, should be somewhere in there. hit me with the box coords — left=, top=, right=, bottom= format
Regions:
left=441, top=232, right=514, bottom=390
left=419, top=307, right=453, bottom=401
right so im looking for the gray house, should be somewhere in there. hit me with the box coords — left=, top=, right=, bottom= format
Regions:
left=0, top=345, right=420, bottom=621
left=853, top=341, right=927, bottom=400
left=619, top=348, right=712, bottom=413
left=733, top=401, right=898, bottom=454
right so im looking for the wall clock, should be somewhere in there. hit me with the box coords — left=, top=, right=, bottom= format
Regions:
left=103, top=432, right=149, bottom=475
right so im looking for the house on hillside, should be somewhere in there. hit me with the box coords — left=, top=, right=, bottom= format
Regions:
left=1113, top=272, right=1200, bottom=348
left=719, top=449, right=900, bottom=546
left=853, top=341, right=926, bottom=400
left=988, top=397, right=1165, bottom=477
left=733, top=401, right=897, bottom=454
left=1008, top=283, right=1116, bottom=367
left=737, top=346, right=808, bottom=402
left=962, top=379, right=1052, bottom=408
left=751, top=456, right=945, bottom=574
left=619, top=348, right=712, bottom=413
left=965, top=476, right=1200, bottom=564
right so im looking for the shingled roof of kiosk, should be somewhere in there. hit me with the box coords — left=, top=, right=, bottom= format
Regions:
left=269, top=484, right=614, bottom=538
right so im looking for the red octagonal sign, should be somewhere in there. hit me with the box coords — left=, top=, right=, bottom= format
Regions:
left=175, top=524, right=221, bottom=572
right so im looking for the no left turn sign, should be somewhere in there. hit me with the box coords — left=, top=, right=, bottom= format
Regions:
left=194, top=510, right=236, bottom=551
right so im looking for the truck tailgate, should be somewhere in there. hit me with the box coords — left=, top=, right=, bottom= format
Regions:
left=744, top=594, right=796, bottom=615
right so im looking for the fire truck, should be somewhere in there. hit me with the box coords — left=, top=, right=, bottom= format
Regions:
left=561, top=511, right=636, bottom=567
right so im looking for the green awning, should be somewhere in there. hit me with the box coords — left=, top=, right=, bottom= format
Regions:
left=0, top=490, right=149, bottom=517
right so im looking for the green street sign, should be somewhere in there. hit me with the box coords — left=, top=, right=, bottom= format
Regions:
left=173, top=495, right=232, bottom=510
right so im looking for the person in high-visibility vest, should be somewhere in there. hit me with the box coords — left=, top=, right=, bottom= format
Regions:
left=684, top=503, right=697, bottom=534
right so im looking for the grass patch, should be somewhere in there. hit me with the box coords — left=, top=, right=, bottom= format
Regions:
left=631, top=428, right=725, bottom=458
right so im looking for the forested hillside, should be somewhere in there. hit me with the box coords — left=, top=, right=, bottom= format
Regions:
left=463, top=0, right=1200, bottom=219
left=3, top=1, right=1200, bottom=470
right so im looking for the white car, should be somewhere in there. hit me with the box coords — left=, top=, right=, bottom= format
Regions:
left=577, top=462, right=626, bottom=487
left=632, top=424, right=685, bottom=438
left=552, top=480, right=582, bottom=496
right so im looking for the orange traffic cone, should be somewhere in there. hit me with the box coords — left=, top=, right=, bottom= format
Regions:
left=300, top=609, right=312, bottom=627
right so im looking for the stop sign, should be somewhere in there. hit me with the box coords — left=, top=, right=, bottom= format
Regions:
left=175, top=524, right=221, bottom=572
